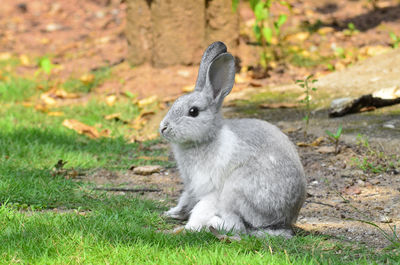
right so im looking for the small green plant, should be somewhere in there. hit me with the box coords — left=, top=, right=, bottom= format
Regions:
left=249, top=0, right=290, bottom=68
left=352, top=134, right=400, bottom=173
left=296, top=74, right=318, bottom=137
left=36, top=56, right=55, bottom=76
left=325, top=124, right=342, bottom=154
left=343, top=23, right=359, bottom=36
left=389, top=32, right=400, bottom=48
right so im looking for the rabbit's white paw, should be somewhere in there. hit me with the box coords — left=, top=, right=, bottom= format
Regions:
left=163, top=206, right=187, bottom=220
left=184, top=194, right=218, bottom=231
left=207, top=214, right=245, bottom=232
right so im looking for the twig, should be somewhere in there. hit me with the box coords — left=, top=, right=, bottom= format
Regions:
left=305, top=200, right=336, bottom=208
left=93, top=187, right=161, bottom=192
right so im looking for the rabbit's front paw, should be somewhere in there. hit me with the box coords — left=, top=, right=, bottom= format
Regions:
left=163, top=207, right=188, bottom=220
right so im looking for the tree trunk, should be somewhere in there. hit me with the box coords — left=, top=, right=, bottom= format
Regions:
left=125, top=0, right=239, bottom=67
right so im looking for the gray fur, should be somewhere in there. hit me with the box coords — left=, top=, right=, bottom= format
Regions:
left=159, top=41, right=306, bottom=238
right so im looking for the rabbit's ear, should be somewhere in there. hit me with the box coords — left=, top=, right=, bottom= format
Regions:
left=206, top=53, right=235, bottom=109
left=195, top=42, right=227, bottom=91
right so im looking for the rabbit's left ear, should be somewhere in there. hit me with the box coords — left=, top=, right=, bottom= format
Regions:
left=206, top=53, right=235, bottom=109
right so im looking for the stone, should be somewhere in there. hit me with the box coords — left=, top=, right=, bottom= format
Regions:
left=379, top=215, right=392, bottom=223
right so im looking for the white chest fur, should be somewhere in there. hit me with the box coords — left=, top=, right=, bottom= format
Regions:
left=173, top=125, right=239, bottom=199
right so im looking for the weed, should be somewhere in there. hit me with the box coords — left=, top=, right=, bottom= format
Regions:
left=344, top=23, right=359, bottom=36
left=36, top=56, right=56, bottom=76
left=325, top=124, right=342, bottom=154
left=352, top=134, right=400, bottom=173
left=249, top=0, right=290, bottom=68
left=389, top=32, right=400, bottom=49
left=295, top=74, right=318, bottom=137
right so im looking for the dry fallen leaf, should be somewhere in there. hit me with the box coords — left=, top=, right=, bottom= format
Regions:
left=62, top=119, right=101, bottom=139
left=0, top=52, right=12, bottom=61
left=138, top=95, right=158, bottom=107
left=182, top=85, right=195, bottom=93
left=104, top=113, right=121, bottom=120
left=106, top=95, right=117, bottom=106
left=19, top=54, right=30, bottom=66
left=296, top=142, right=309, bottom=147
left=40, top=93, right=57, bottom=106
left=311, top=136, right=325, bottom=147
left=79, top=73, right=95, bottom=85
left=282, top=127, right=301, bottom=134
left=47, top=111, right=64, bottom=117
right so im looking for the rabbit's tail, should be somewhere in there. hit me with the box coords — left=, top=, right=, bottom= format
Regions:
left=249, top=227, right=294, bottom=239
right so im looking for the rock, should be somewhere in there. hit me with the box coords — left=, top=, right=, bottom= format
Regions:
left=357, top=179, right=365, bottom=187
left=370, top=179, right=381, bottom=185
left=379, top=215, right=392, bottom=223
left=131, top=165, right=163, bottom=175
left=343, top=185, right=362, bottom=195
left=383, top=119, right=400, bottom=129
left=384, top=208, right=391, bottom=214
left=316, top=146, right=336, bottom=154
left=45, top=23, right=63, bottom=32
left=330, top=97, right=354, bottom=114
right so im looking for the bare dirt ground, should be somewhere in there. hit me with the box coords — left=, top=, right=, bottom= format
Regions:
left=1, top=0, right=400, bottom=249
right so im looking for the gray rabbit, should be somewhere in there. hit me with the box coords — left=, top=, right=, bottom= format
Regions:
left=159, top=41, right=306, bottom=238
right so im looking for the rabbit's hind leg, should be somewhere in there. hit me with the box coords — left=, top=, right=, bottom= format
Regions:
left=185, top=193, right=218, bottom=231
left=207, top=212, right=246, bottom=232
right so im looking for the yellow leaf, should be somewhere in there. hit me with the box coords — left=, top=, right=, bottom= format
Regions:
left=359, top=45, right=390, bottom=57
left=296, top=142, right=309, bottom=147
left=104, top=113, right=121, bottom=120
left=40, top=93, right=57, bottom=106
left=40, top=38, right=50, bottom=44
left=311, top=136, right=325, bottom=146
left=53, top=89, right=80, bottom=99
left=47, top=111, right=64, bottom=117
left=106, top=95, right=117, bottom=106
left=19, top=54, right=30, bottom=66
left=79, top=73, right=95, bottom=85
left=138, top=95, right=158, bottom=108
left=286, top=32, right=309, bottom=42
left=317, top=27, right=334, bottom=35
left=182, top=85, right=195, bottom=93
left=0, top=52, right=12, bottom=61
left=62, top=119, right=101, bottom=139
left=22, top=102, right=33, bottom=107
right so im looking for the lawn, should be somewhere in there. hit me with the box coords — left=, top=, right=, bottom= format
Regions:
left=0, top=66, right=398, bottom=264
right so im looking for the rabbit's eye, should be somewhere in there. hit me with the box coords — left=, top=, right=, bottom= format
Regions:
left=188, top=107, right=199, bottom=117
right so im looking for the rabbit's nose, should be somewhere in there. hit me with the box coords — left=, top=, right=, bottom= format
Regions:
left=161, top=126, right=168, bottom=134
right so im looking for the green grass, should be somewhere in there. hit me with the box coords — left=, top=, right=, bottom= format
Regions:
left=62, top=66, right=111, bottom=93
left=0, top=68, right=399, bottom=264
